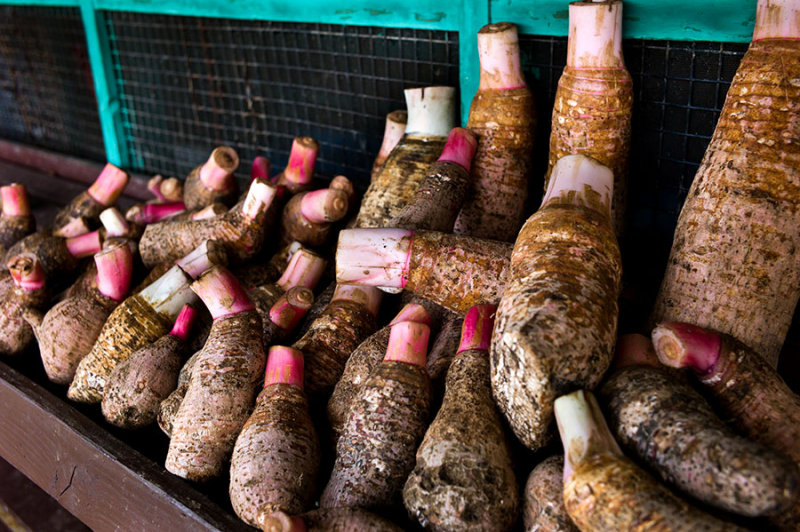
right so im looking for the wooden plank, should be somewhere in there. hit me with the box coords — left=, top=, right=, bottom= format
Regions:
left=0, top=361, right=250, bottom=532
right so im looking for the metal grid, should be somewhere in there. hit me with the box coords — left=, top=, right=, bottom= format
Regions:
left=104, top=13, right=460, bottom=186
left=0, top=6, right=105, bottom=162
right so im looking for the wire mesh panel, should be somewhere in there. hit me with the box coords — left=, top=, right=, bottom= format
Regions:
left=0, top=6, right=105, bottom=162
left=104, top=13, right=459, bottom=186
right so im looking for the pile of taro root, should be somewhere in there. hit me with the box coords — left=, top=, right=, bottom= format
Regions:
left=1, top=0, right=799, bottom=530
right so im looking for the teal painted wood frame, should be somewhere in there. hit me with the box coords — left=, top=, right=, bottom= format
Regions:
left=3, top=0, right=758, bottom=165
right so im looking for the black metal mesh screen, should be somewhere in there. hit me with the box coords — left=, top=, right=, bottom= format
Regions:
left=0, top=6, right=105, bottom=162
left=104, top=13, right=460, bottom=186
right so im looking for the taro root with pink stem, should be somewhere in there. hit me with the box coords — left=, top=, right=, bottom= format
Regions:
left=0, top=184, right=35, bottom=256
left=233, top=241, right=303, bottom=291
left=273, top=137, right=320, bottom=196
left=183, top=146, right=240, bottom=210
left=147, top=174, right=183, bottom=203
left=101, top=304, right=198, bottom=429
left=279, top=186, right=349, bottom=248
left=52, top=162, right=130, bottom=238
left=454, top=22, right=536, bottom=242
left=229, top=346, right=320, bottom=527
left=523, top=455, right=578, bottom=532
left=6, top=228, right=103, bottom=282
left=370, top=110, right=407, bottom=182
left=125, top=201, right=187, bottom=226
left=651, top=0, right=800, bottom=367
left=27, top=243, right=133, bottom=385
left=0, top=253, right=48, bottom=356
left=166, top=265, right=266, bottom=481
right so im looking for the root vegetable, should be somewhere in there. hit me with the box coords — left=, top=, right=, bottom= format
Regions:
left=371, top=110, right=407, bottom=182
left=139, top=178, right=277, bottom=267
left=454, top=22, right=536, bottom=242
left=544, top=2, right=632, bottom=235
left=261, top=287, right=314, bottom=349
left=279, top=187, right=349, bottom=247
left=166, top=265, right=266, bottom=481
left=125, top=201, right=187, bottom=225
left=355, top=86, right=457, bottom=228
left=157, top=349, right=199, bottom=437
left=252, top=156, right=270, bottom=182
left=390, top=127, right=477, bottom=232
left=159, top=177, right=183, bottom=203
left=52, top=163, right=130, bottom=238
left=274, top=137, right=319, bottom=195
left=6, top=229, right=103, bottom=280
left=426, top=311, right=462, bottom=386
left=292, top=284, right=381, bottom=396
left=650, top=0, right=800, bottom=367
left=0, top=254, right=47, bottom=356
left=183, top=146, right=240, bottom=210
left=0, top=184, right=35, bottom=256
left=336, top=227, right=511, bottom=314
left=555, top=390, right=746, bottom=531
left=101, top=304, right=197, bottom=429
left=403, top=304, right=519, bottom=531
left=491, top=154, right=621, bottom=451
left=258, top=508, right=403, bottom=532
left=523, top=456, right=577, bottom=532
left=600, top=333, right=800, bottom=517
left=67, top=240, right=221, bottom=403
left=233, top=241, right=303, bottom=291
left=321, top=320, right=431, bottom=509
left=230, top=346, right=320, bottom=526
left=326, top=302, right=433, bottom=439
left=27, top=244, right=133, bottom=384
left=652, top=322, right=800, bottom=465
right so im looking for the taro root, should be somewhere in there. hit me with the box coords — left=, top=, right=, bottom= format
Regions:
left=523, top=456, right=577, bottom=532
left=544, top=2, right=632, bottom=235
left=125, top=201, right=187, bottom=226
left=279, top=187, right=349, bottom=247
left=0, top=254, right=48, bottom=356
left=426, top=311, right=462, bottom=388
left=67, top=240, right=222, bottom=403
left=138, top=178, right=277, bottom=267
left=371, top=110, right=407, bottom=182
left=6, top=229, right=103, bottom=281
left=454, top=22, right=535, bottom=242
left=403, top=304, right=519, bottom=531
left=258, top=508, right=403, bottom=532
left=0, top=184, right=35, bottom=256
left=27, top=244, right=133, bottom=384
left=601, top=333, right=800, bottom=517
left=650, top=0, right=800, bottom=367
left=491, top=154, right=621, bottom=451
left=336, top=227, right=511, bottom=315
left=321, top=320, right=432, bottom=509
left=147, top=174, right=183, bottom=203
left=233, top=241, right=302, bottom=291
left=183, top=146, right=240, bottom=210
left=166, top=266, right=265, bottom=481
left=355, top=86, right=457, bottom=228
left=273, top=137, right=319, bottom=196
left=230, top=346, right=320, bottom=527
left=52, top=162, right=129, bottom=238
left=101, top=304, right=197, bottom=429
left=555, top=390, right=746, bottom=531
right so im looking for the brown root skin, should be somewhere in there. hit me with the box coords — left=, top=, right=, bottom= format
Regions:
left=183, top=164, right=239, bottom=211
left=260, top=508, right=403, bottom=532
left=68, top=294, right=175, bottom=403
left=6, top=232, right=77, bottom=279
left=545, top=66, right=633, bottom=236
left=650, top=39, right=800, bottom=367
left=426, top=312, right=462, bottom=384
left=321, top=361, right=431, bottom=509
left=524, top=456, right=578, bottom=532
left=157, top=350, right=200, bottom=437
left=279, top=191, right=340, bottom=248
left=29, top=288, right=118, bottom=384
left=293, top=299, right=378, bottom=397
left=233, top=243, right=295, bottom=291
left=166, top=310, right=265, bottom=481
left=101, top=334, right=188, bottom=429
left=295, top=282, right=335, bottom=338
left=229, top=384, right=320, bottom=527
left=599, top=364, right=800, bottom=517
left=403, top=348, right=518, bottom=531
left=406, top=231, right=512, bottom=315
left=0, top=276, right=47, bottom=356
left=454, top=87, right=535, bottom=242
left=355, top=135, right=447, bottom=228
left=0, top=215, right=35, bottom=253
left=491, top=203, right=621, bottom=451
left=52, top=191, right=104, bottom=237
left=565, top=454, right=747, bottom=531
left=64, top=263, right=99, bottom=300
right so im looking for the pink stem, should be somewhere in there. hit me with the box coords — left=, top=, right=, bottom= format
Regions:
left=65, top=229, right=103, bottom=259
left=384, top=321, right=430, bottom=367
left=389, top=302, right=432, bottom=326
left=458, top=304, right=496, bottom=353
left=190, top=265, right=254, bottom=320
left=753, top=0, right=800, bottom=41
left=127, top=201, right=187, bottom=224
left=331, top=284, right=382, bottom=317
left=251, top=156, right=270, bottom=182
left=613, top=334, right=660, bottom=370
left=1, top=184, right=30, bottom=217
left=9, top=253, right=45, bottom=291
left=269, top=286, right=314, bottom=331
left=241, top=179, right=278, bottom=221
left=199, top=146, right=239, bottom=190
left=87, top=163, right=130, bottom=206
left=299, top=188, right=349, bottom=224
left=376, top=110, right=408, bottom=160
left=437, top=127, right=477, bottom=171
left=477, top=23, right=527, bottom=90
left=335, top=228, right=413, bottom=288
left=651, top=322, right=723, bottom=374
left=169, top=304, right=198, bottom=341
left=175, top=240, right=226, bottom=279
left=282, top=137, right=319, bottom=187
left=147, top=175, right=167, bottom=202
left=275, top=249, right=326, bottom=292
left=264, top=346, right=304, bottom=388
left=95, top=243, right=133, bottom=302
